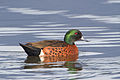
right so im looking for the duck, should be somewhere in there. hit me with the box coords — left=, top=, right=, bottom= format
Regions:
left=19, top=29, right=88, bottom=56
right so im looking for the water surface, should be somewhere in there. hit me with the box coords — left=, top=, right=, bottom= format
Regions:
left=0, top=0, right=120, bottom=80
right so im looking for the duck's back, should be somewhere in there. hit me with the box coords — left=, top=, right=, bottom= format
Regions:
left=26, top=40, right=68, bottom=48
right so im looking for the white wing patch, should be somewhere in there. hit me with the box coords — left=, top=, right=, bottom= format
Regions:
left=40, top=49, right=44, bottom=56
left=39, top=49, right=45, bottom=62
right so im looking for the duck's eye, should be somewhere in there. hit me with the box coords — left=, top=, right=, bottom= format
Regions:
left=75, top=32, right=78, bottom=35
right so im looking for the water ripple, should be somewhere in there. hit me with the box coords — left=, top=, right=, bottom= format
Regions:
left=66, top=14, right=120, bottom=24
left=7, top=8, right=68, bottom=15
left=107, top=0, right=120, bottom=3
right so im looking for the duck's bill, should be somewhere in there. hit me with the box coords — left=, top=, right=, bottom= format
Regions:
left=80, top=36, right=89, bottom=42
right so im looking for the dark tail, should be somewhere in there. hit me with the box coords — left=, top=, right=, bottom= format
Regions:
left=19, top=43, right=41, bottom=56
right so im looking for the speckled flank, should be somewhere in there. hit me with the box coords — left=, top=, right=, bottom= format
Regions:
left=42, top=45, right=78, bottom=57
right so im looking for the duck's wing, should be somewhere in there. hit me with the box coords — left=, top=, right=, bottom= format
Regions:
left=26, top=40, right=68, bottom=48
left=19, top=40, right=68, bottom=56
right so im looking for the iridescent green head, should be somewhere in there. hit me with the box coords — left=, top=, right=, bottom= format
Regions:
left=64, top=29, right=83, bottom=45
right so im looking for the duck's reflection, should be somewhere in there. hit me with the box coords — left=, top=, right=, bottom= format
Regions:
left=24, top=54, right=82, bottom=71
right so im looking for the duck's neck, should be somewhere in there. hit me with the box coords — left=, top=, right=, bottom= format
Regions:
left=64, top=35, right=74, bottom=45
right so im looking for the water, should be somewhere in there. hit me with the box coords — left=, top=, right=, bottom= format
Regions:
left=0, top=0, right=120, bottom=80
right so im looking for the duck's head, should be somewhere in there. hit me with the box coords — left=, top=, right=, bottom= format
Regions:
left=64, top=29, right=88, bottom=45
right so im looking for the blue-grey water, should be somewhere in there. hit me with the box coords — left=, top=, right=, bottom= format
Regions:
left=0, top=0, right=120, bottom=80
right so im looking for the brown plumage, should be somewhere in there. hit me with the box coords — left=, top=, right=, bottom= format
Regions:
left=26, top=40, right=68, bottom=48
